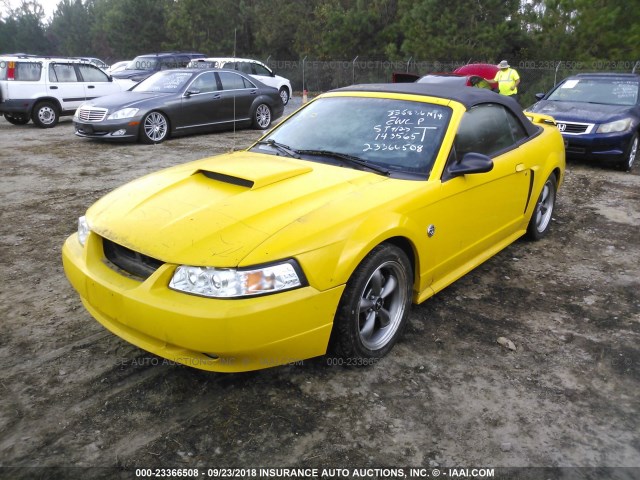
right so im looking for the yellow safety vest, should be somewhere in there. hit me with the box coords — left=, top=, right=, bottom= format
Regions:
left=495, top=68, right=520, bottom=95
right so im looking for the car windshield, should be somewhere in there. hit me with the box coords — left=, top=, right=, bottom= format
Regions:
left=548, top=78, right=639, bottom=106
left=127, top=56, right=158, bottom=71
left=253, top=96, right=452, bottom=178
left=132, top=71, right=193, bottom=93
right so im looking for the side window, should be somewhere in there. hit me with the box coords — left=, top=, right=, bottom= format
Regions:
left=454, top=104, right=527, bottom=159
left=49, top=63, right=78, bottom=82
left=505, top=110, right=528, bottom=144
left=13, top=62, right=42, bottom=81
left=159, top=57, right=176, bottom=70
left=218, top=72, right=248, bottom=90
left=189, top=72, right=217, bottom=93
left=237, top=62, right=252, bottom=74
left=175, top=56, right=190, bottom=68
left=242, top=77, right=256, bottom=88
left=77, top=64, right=109, bottom=82
left=253, top=63, right=271, bottom=76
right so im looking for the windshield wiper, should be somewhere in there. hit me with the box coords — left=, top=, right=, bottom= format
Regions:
left=296, top=149, right=390, bottom=176
left=256, top=139, right=300, bottom=158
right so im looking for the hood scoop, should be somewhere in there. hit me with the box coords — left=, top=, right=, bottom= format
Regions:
left=196, top=154, right=313, bottom=190
left=199, top=170, right=254, bottom=188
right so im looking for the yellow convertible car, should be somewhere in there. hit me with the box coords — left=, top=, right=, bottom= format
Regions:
left=62, top=84, right=565, bottom=372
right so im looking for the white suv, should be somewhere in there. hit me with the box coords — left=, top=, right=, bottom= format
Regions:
left=188, top=57, right=292, bottom=105
left=0, top=55, right=127, bottom=128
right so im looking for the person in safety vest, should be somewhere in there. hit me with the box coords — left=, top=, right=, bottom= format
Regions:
left=493, top=60, right=520, bottom=102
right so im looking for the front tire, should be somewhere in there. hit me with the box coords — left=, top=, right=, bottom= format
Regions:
left=526, top=173, right=557, bottom=240
left=140, top=111, right=169, bottom=144
left=31, top=102, right=59, bottom=128
left=620, top=133, right=638, bottom=172
left=252, top=103, right=272, bottom=129
left=330, top=244, right=413, bottom=361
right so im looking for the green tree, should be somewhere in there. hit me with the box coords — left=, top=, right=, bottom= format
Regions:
left=519, top=0, right=578, bottom=60
left=396, top=0, right=524, bottom=61
left=2, top=1, right=49, bottom=55
left=314, top=0, right=400, bottom=59
left=571, top=0, right=640, bottom=60
left=251, top=0, right=310, bottom=58
left=89, top=0, right=170, bottom=59
left=163, top=0, right=251, bottom=55
left=49, top=0, right=93, bottom=56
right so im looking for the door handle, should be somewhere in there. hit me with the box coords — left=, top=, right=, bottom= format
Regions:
left=87, top=85, right=95, bottom=89
left=50, top=86, right=58, bottom=89
left=212, top=94, right=221, bottom=100
left=251, top=90, right=257, bottom=95
left=515, top=163, right=525, bottom=172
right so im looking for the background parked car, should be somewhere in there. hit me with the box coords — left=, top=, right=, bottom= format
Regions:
left=73, top=68, right=284, bottom=143
left=74, top=57, right=109, bottom=70
left=0, top=55, right=127, bottom=127
left=106, top=60, right=131, bottom=75
left=111, top=52, right=205, bottom=83
left=188, top=57, right=292, bottom=104
left=527, top=73, right=639, bottom=171
left=416, top=73, right=498, bottom=90
left=392, top=63, right=498, bottom=91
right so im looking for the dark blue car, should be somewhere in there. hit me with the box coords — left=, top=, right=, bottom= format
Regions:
left=527, top=73, right=639, bottom=171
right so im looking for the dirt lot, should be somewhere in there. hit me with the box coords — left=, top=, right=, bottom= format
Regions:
left=0, top=98, right=639, bottom=480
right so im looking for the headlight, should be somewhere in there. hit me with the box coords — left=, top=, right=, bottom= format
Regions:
left=596, top=118, right=632, bottom=133
left=78, top=216, right=90, bottom=246
left=107, top=108, right=139, bottom=120
left=169, top=260, right=305, bottom=298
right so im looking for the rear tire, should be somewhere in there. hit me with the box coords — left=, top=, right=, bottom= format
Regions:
left=31, top=102, right=59, bottom=128
left=252, top=103, right=272, bottom=129
left=4, top=113, right=30, bottom=125
left=278, top=87, right=290, bottom=105
left=329, top=244, right=413, bottom=362
left=526, top=173, right=557, bottom=240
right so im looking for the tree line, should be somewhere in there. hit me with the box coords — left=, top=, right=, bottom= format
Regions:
left=1, top=0, right=638, bottom=65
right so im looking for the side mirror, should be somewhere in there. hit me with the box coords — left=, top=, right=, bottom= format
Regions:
left=535, top=93, right=545, bottom=101
left=447, top=152, right=494, bottom=178
left=185, top=89, right=200, bottom=97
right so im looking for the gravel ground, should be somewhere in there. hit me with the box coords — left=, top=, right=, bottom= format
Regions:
left=0, top=96, right=639, bottom=480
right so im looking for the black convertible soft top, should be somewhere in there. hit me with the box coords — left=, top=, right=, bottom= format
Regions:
left=334, top=83, right=539, bottom=137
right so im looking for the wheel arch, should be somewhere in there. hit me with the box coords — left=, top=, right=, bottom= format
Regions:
left=323, top=224, right=423, bottom=296
left=251, top=96, right=275, bottom=111
left=31, top=97, right=61, bottom=115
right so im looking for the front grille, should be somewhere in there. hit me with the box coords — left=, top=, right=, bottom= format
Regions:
left=555, top=121, right=594, bottom=135
left=77, top=107, right=108, bottom=122
left=102, top=238, right=163, bottom=279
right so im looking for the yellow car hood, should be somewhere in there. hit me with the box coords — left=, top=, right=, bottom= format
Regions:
left=87, top=151, right=388, bottom=267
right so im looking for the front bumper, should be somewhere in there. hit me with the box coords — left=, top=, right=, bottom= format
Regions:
left=62, top=232, right=343, bottom=372
left=561, top=130, right=634, bottom=163
left=73, top=118, right=140, bottom=141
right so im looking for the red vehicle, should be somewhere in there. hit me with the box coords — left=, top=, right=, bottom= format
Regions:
left=393, top=63, right=499, bottom=91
